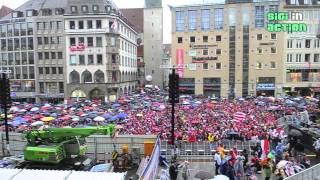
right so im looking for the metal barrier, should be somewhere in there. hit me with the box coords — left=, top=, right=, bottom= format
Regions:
left=284, top=163, right=320, bottom=180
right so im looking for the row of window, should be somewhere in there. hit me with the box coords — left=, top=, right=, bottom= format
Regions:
left=120, top=39, right=137, bottom=54
left=36, top=21, right=63, bottom=30
left=38, top=52, right=63, bottom=60
left=177, top=35, right=222, bottom=43
left=0, top=52, right=34, bottom=65
left=0, top=23, right=33, bottom=37
left=256, top=62, right=277, bottom=69
left=287, top=39, right=320, bottom=49
left=286, top=53, right=320, bottom=63
left=39, top=82, right=64, bottom=94
left=120, top=55, right=137, bottom=68
left=37, top=36, right=64, bottom=45
left=0, top=38, right=34, bottom=51
left=1, top=66, right=35, bottom=79
left=69, top=37, right=102, bottom=47
left=70, top=5, right=100, bottom=14
left=70, top=54, right=103, bottom=65
left=39, top=67, right=63, bottom=75
left=202, top=63, right=222, bottom=70
left=257, top=47, right=277, bottom=54
left=69, top=20, right=102, bottom=30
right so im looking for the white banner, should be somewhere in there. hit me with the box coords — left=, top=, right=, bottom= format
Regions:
left=140, top=137, right=160, bottom=180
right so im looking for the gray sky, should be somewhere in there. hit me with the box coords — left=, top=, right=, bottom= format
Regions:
left=0, top=0, right=225, bottom=43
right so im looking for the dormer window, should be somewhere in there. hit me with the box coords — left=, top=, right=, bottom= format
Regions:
left=81, top=5, right=88, bottom=13
left=55, top=8, right=64, bottom=15
left=26, top=10, right=33, bottom=17
left=105, top=5, right=111, bottom=13
left=42, top=9, right=52, bottom=16
left=12, top=12, right=19, bottom=18
left=71, top=6, right=78, bottom=13
left=93, top=5, right=99, bottom=12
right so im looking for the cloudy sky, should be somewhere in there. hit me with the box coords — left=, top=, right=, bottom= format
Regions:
left=0, top=0, right=225, bottom=43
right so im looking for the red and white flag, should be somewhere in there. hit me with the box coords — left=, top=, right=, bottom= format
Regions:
left=234, top=112, right=246, bottom=122
left=260, top=139, right=269, bottom=159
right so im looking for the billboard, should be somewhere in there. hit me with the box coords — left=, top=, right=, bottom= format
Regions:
left=176, top=49, right=184, bottom=78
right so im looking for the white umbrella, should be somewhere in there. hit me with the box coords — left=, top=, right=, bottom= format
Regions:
left=63, top=126, right=72, bottom=128
left=209, top=175, right=230, bottom=180
left=94, top=116, right=105, bottom=122
left=72, top=117, right=80, bottom=122
left=80, top=113, right=88, bottom=117
left=194, top=101, right=202, bottom=104
left=19, top=109, right=27, bottom=113
left=30, top=107, right=40, bottom=112
left=31, top=121, right=44, bottom=126
left=9, top=106, right=20, bottom=112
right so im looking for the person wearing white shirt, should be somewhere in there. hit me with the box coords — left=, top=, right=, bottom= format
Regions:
left=214, top=151, right=222, bottom=175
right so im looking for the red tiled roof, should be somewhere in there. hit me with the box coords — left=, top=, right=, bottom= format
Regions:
left=0, top=5, right=12, bottom=18
left=120, top=8, right=144, bottom=33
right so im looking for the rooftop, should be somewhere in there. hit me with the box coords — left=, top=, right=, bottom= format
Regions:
left=0, top=5, right=13, bottom=18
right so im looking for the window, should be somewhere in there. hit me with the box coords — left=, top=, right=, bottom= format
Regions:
left=42, top=9, right=52, bottom=16
left=176, top=11, right=184, bottom=32
left=315, top=39, right=320, bottom=48
left=215, top=8, right=224, bottom=30
left=216, top=63, right=221, bottom=69
left=71, top=6, right=78, bottom=13
left=57, top=21, right=63, bottom=29
left=38, top=52, right=43, bottom=60
left=305, top=39, right=311, bottom=48
left=314, top=54, right=319, bottom=62
left=58, top=67, right=63, bottom=74
left=96, top=20, right=102, bottom=29
left=305, top=54, right=310, bottom=62
left=190, top=36, right=195, bottom=43
left=216, top=35, right=221, bottom=41
left=20, top=23, right=26, bottom=36
left=271, top=47, right=277, bottom=54
left=271, top=33, right=276, bottom=40
left=201, top=9, right=210, bottom=31
left=287, top=54, right=293, bottom=63
left=59, top=82, right=64, bottom=93
left=270, top=61, right=276, bottom=69
left=257, top=48, right=262, bottom=54
left=257, top=34, right=262, bottom=40
left=87, top=20, right=93, bottom=29
left=79, top=55, right=85, bottom=65
left=177, top=37, right=183, bottom=43
left=37, top=37, right=42, bottom=45
left=58, top=52, right=63, bottom=59
left=97, top=54, right=103, bottom=64
left=69, top=21, right=75, bottom=29
left=88, top=55, right=94, bottom=64
left=87, top=37, right=93, bottom=47
left=296, top=54, right=302, bottom=62
left=188, top=10, right=197, bottom=31
left=96, top=37, right=102, bottom=47
left=81, top=5, right=88, bottom=13
left=255, top=6, right=265, bottom=28
left=78, top=37, right=84, bottom=44
left=70, top=37, right=76, bottom=46
left=39, top=67, right=43, bottom=74
left=27, top=22, right=33, bottom=35
left=27, top=10, right=33, bottom=17
left=39, top=82, right=44, bottom=93
left=78, top=21, right=84, bottom=29
left=28, top=37, right=33, bottom=50
left=203, top=36, right=208, bottom=43
left=216, top=49, right=221, bottom=55
left=287, top=39, right=293, bottom=48
left=50, top=37, right=57, bottom=44
left=70, top=55, right=77, bottom=65
left=52, top=67, right=56, bottom=74
left=92, top=5, right=99, bottom=12
left=45, top=67, right=50, bottom=74
left=43, top=37, right=49, bottom=45
left=203, top=49, right=208, bottom=55
left=112, top=54, right=117, bottom=63
left=296, top=40, right=302, bottom=48
left=51, top=52, right=56, bottom=59
left=257, top=62, right=262, bottom=69
left=45, top=52, right=50, bottom=59
left=57, top=36, right=63, bottom=44
left=203, top=63, right=208, bottom=70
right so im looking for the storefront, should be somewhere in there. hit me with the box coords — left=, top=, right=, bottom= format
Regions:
left=256, top=83, right=275, bottom=96
left=203, top=78, right=221, bottom=97
left=179, top=78, right=195, bottom=95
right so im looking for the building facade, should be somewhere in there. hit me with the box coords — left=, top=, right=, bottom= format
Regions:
left=171, top=0, right=285, bottom=98
left=0, top=0, right=138, bottom=102
left=283, top=0, right=320, bottom=96
left=144, top=0, right=164, bottom=88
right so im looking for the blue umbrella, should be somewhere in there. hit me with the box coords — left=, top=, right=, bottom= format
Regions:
left=117, top=113, right=128, bottom=119
left=112, top=104, right=121, bottom=108
left=110, top=116, right=118, bottom=121
left=102, top=113, right=112, bottom=119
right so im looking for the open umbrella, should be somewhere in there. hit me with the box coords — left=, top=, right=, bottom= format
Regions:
left=93, top=116, right=105, bottom=122
left=30, top=107, right=40, bottom=112
left=41, top=116, right=55, bottom=122
left=31, top=121, right=44, bottom=126
left=195, top=171, right=214, bottom=180
left=288, top=129, right=303, bottom=137
left=210, top=175, right=229, bottom=180
left=102, top=113, right=112, bottom=119
left=9, top=106, right=20, bottom=113
left=117, top=113, right=128, bottom=119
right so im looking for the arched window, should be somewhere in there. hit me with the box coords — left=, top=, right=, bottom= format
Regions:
left=82, top=70, right=92, bottom=83
left=94, top=70, right=105, bottom=83
left=69, top=70, right=80, bottom=83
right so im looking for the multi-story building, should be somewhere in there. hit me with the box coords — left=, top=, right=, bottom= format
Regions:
left=0, top=0, right=138, bottom=102
left=65, top=0, right=138, bottom=101
left=171, top=0, right=285, bottom=98
left=283, top=0, right=320, bottom=96
left=144, top=0, right=164, bottom=88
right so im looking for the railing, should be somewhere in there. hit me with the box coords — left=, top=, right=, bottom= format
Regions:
left=284, top=163, right=320, bottom=180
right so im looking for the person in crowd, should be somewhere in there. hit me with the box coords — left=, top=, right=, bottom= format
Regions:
left=178, top=161, right=190, bottom=180
left=214, top=151, right=222, bottom=175
left=226, top=159, right=235, bottom=180
left=169, top=161, right=179, bottom=180
left=234, top=156, right=244, bottom=180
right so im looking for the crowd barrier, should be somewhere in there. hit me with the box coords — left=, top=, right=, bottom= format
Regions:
left=284, top=163, right=320, bottom=180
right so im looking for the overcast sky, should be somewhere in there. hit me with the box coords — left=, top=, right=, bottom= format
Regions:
left=0, top=0, right=225, bottom=43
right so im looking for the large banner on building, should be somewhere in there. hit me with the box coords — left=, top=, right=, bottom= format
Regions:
left=176, top=49, right=184, bottom=78
left=140, top=137, right=160, bottom=180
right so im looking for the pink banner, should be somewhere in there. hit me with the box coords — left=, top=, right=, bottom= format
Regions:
left=176, top=49, right=184, bottom=78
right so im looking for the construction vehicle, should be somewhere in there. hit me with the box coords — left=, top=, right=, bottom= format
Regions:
left=23, top=125, right=115, bottom=165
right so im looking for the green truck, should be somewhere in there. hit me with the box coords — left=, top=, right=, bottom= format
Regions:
left=24, top=125, right=115, bottom=165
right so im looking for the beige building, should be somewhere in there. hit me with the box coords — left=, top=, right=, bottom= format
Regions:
left=171, top=0, right=285, bottom=98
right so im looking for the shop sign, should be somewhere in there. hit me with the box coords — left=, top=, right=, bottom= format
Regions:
left=192, top=57, right=217, bottom=61
left=70, top=43, right=85, bottom=52
left=189, top=44, right=218, bottom=49
left=256, top=83, right=275, bottom=90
